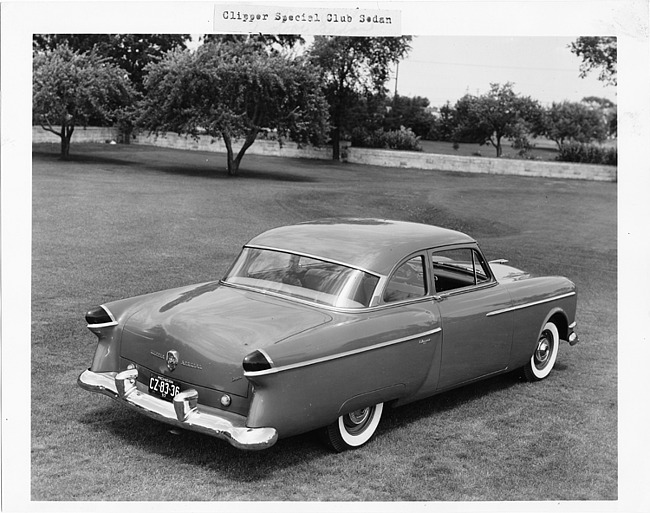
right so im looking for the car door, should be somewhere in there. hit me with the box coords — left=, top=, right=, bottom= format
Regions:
left=372, top=254, right=443, bottom=398
left=430, top=246, right=514, bottom=391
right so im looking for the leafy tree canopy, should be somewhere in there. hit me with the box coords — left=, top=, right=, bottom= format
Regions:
left=581, top=96, right=617, bottom=138
left=309, top=36, right=412, bottom=159
left=33, top=43, right=136, bottom=157
left=539, top=100, right=608, bottom=149
left=202, top=34, right=305, bottom=55
left=384, top=95, right=436, bottom=138
left=453, top=82, right=542, bottom=157
left=138, top=40, right=330, bottom=175
left=34, top=34, right=191, bottom=91
left=569, top=36, right=617, bottom=86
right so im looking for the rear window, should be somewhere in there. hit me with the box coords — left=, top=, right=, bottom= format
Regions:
left=224, top=247, right=380, bottom=309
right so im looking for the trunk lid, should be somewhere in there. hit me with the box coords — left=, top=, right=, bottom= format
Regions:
left=119, top=282, right=332, bottom=397
left=490, top=262, right=531, bottom=283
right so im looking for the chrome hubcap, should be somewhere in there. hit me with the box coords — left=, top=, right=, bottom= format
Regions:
left=535, top=333, right=552, bottom=367
left=348, top=407, right=370, bottom=425
left=344, top=407, right=372, bottom=435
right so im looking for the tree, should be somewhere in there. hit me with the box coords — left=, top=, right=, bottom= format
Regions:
left=453, top=83, right=542, bottom=157
left=581, top=96, right=617, bottom=138
left=540, top=101, right=608, bottom=149
left=384, top=95, right=436, bottom=138
left=32, top=44, right=136, bottom=158
left=34, top=34, right=191, bottom=92
left=309, top=36, right=412, bottom=159
left=428, top=102, right=458, bottom=142
left=138, top=41, right=330, bottom=176
left=569, top=36, right=617, bottom=86
left=202, top=34, right=305, bottom=55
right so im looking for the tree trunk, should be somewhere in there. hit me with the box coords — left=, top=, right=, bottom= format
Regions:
left=489, top=133, right=503, bottom=158
left=222, top=128, right=259, bottom=176
left=331, top=96, right=344, bottom=161
left=331, top=127, right=341, bottom=161
left=60, top=125, right=74, bottom=159
left=222, top=131, right=238, bottom=175
left=60, top=123, right=74, bottom=159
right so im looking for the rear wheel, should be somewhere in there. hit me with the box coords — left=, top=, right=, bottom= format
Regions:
left=523, top=321, right=559, bottom=381
left=323, top=403, right=383, bottom=452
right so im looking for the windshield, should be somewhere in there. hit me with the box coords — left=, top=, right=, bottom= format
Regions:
left=223, top=247, right=380, bottom=309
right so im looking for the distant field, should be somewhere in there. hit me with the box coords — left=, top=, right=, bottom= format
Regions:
left=420, top=137, right=617, bottom=161
left=31, top=143, right=616, bottom=502
left=419, top=138, right=559, bottom=160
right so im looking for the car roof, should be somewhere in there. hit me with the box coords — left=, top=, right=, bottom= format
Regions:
left=246, top=218, right=476, bottom=276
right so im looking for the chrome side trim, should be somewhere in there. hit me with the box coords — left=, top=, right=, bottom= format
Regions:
left=87, top=321, right=119, bottom=329
left=78, top=369, right=278, bottom=450
left=486, top=291, right=576, bottom=317
left=257, top=348, right=275, bottom=367
left=244, top=327, right=442, bottom=377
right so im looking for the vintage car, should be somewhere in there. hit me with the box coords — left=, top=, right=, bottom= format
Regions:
left=78, top=218, right=578, bottom=452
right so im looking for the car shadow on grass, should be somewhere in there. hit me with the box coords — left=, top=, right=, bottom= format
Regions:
left=77, top=370, right=534, bottom=484
left=78, top=403, right=334, bottom=480
left=379, top=370, right=524, bottom=431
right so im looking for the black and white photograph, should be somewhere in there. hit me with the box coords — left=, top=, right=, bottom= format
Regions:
left=2, top=1, right=648, bottom=511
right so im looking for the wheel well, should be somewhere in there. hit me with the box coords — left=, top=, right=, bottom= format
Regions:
left=548, top=311, right=569, bottom=341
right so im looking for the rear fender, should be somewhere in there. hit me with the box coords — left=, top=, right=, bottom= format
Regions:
left=89, top=324, right=124, bottom=373
left=245, top=333, right=434, bottom=438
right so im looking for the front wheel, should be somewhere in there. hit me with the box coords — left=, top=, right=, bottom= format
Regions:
left=323, top=403, right=384, bottom=452
left=523, top=321, right=559, bottom=381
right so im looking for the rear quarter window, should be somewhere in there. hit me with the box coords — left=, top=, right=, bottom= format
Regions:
left=383, top=256, right=427, bottom=303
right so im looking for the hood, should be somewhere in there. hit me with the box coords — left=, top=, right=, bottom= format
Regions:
left=490, top=262, right=532, bottom=283
left=119, top=282, right=332, bottom=397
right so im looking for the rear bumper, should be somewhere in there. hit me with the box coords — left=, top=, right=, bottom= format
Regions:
left=78, top=368, right=278, bottom=450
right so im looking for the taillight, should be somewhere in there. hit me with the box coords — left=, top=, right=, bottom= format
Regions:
left=242, top=350, right=272, bottom=372
left=85, top=305, right=116, bottom=327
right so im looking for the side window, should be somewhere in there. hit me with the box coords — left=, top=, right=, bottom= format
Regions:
left=431, top=248, right=490, bottom=293
left=383, top=256, right=426, bottom=303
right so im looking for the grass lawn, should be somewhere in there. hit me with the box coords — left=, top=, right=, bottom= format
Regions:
left=31, top=142, right=617, bottom=502
left=419, top=138, right=561, bottom=160
left=419, top=137, right=617, bottom=161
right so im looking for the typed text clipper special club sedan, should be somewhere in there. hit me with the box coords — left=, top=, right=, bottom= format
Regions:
left=78, top=219, right=579, bottom=451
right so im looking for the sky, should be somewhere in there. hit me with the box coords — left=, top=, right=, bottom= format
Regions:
left=191, top=34, right=617, bottom=109
left=391, top=36, right=616, bottom=108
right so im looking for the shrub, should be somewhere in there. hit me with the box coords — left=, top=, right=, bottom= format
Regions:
left=511, top=135, right=536, bottom=158
left=556, top=142, right=617, bottom=165
left=351, top=126, right=422, bottom=151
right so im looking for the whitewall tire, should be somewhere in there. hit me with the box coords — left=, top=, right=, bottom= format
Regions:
left=523, top=321, right=560, bottom=381
left=324, top=403, right=384, bottom=452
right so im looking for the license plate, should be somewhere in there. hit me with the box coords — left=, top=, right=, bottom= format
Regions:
left=148, top=373, right=181, bottom=402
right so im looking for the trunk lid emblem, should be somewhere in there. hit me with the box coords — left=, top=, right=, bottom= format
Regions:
left=166, top=350, right=179, bottom=371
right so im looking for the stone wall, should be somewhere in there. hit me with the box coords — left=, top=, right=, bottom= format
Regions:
left=132, top=131, right=332, bottom=160
left=32, top=126, right=616, bottom=182
left=345, top=147, right=617, bottom=182
left=32, top=126, right=120, bottom=144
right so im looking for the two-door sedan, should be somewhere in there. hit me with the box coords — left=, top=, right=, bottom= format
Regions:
left=78, top=219, right=578, bottom=451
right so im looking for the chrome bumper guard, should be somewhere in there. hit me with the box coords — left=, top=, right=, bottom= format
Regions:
left=568, top=323, right=579, bottom=346
left=78, top=368, right=278, bottom=450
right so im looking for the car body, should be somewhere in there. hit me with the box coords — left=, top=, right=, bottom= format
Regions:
left=78, top=218, right=579, bottom=451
